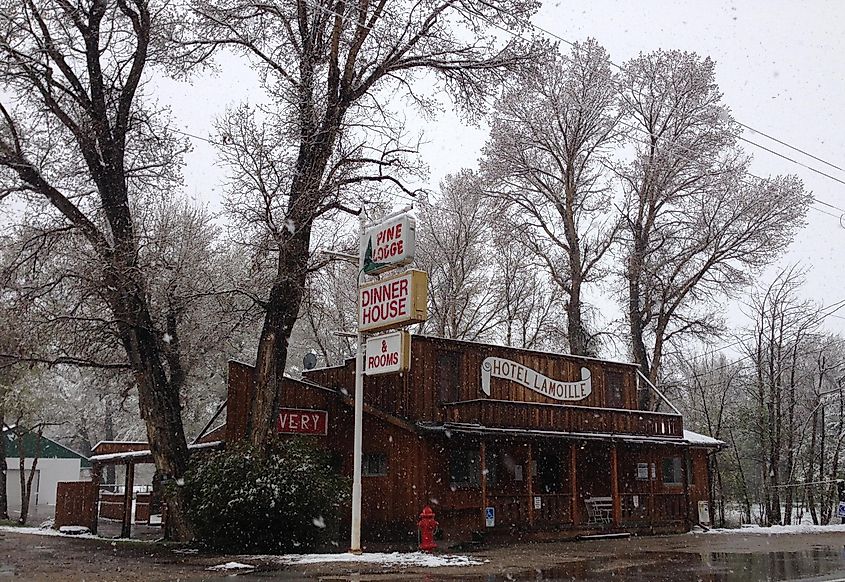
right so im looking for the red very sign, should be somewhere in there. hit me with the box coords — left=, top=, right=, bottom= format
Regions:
left=276, top=408, right=328, bottom=435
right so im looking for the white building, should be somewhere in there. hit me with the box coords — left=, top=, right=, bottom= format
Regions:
left=3, top=427, right=90, bottom=512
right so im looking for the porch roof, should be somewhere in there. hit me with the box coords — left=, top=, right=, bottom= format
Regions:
left=417, top=422, right=725, bottom=449
left=89, top=440, right=224, bottom=465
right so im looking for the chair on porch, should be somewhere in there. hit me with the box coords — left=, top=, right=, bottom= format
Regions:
left=584, top=496, right=613, bottom=525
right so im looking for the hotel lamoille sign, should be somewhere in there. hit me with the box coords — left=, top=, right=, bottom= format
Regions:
left=480, top=357, right=592, bottom=402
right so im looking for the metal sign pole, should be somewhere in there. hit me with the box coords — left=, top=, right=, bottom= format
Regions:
left=350, top=212, right=366, bottom=554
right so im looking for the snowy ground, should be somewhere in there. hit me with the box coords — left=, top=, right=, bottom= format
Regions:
left=7, top=525, right=845, bottom=580
left=246, top=551, right=484, bottom=568
left=703, top=523, right=845, bottom=535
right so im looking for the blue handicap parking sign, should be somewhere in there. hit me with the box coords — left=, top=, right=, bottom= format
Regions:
left=485, top=506, right=495, bottom=527
left=838, top=501, right=845, bottom=518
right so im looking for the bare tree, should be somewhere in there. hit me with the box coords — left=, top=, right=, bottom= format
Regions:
left=618, top=50, right=813, bottom=403
left=482, top=40, right=621, bottom=356
left=179, top=0, right=541, bottom=447
left=741, top=267, right=830, bottom=525
left=488, top=225, right=567, bottom=350
left=0, top=0, right=199, bottom=538
left=677, top=353, right=745, bottom=526
left=416, top=170, right=500, bottom=341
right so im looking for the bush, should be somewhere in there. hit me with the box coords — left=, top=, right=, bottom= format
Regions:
left=182, top=438, right=349, bottom=553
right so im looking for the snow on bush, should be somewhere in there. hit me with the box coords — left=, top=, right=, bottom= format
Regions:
left=183, top=438, right=349, bottom=553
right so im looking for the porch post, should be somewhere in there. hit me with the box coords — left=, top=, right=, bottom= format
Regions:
left=682, top=448, right=692, bottom=528
left=90, top=463, right=101, bottom=534
left=480, top=441, right=488, bottom=529
left=610, top=444, right=621, bottom=526
left=121, top=462, right=134, bottom=538
left=569, top=443, right=578, bottom=526
left=526, top=442, right=535, bottom=528
left=649, top=448, right=657, bottom=529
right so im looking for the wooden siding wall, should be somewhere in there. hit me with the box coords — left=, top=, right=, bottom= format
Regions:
left=54, top=481, right=98, bottom=529
left=278, top=375, right=434, bottom=539
left=303, top=336, right=683, bottom=438
left=306, top=336, right=642, bottom=418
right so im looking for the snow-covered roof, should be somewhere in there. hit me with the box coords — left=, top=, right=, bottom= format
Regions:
left=89, top=441, right=223, bottom=463
left=683, top=430, right=725, bottom=448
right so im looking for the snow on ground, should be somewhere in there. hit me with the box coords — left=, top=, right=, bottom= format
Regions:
left=702, top=523, right=845, bottom=535
left=207, top=562, right=255, bottom=572
left=253, top=551, right=484, bottom=568
left=0, top=525, right=151, bottom=542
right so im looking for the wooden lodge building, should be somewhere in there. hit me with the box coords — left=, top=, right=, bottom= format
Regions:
left=223, top=335, right=724, bottom=543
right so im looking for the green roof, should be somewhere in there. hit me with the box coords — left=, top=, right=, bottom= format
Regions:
left=3, top=430, right=91, bottom=468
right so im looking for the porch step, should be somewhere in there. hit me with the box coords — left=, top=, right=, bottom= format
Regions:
left=578, top=532, right=632, bottom=541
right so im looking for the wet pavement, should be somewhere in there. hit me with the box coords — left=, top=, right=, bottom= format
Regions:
left=207, top=546, right=845, bottom=581
left=6, top=526, right=845, bottom=580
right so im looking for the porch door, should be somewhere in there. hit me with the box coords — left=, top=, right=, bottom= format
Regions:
left=533, top=445, right=572, bottom=527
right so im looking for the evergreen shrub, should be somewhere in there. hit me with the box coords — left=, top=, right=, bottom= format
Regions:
left=183, top=438, right=349, bottom=552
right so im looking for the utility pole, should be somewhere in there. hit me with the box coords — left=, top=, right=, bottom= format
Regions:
left=350, top=211, right=366, bottom=554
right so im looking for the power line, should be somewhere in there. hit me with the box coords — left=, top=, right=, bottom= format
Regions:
left=739, top=136, right=845, bottom=189
left=613, top=116, right=845, bottom=217
left=473, top=7, right=845, bottom=196
left=737, top=121, right=845, bottom=175
left=683, top=297, right=845, bottom=383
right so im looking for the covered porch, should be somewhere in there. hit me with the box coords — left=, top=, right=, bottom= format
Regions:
left=423, top=423, right=712, bottom=539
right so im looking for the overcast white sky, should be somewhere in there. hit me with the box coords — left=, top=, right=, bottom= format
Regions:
left=155, top=0, right=845, bottom=350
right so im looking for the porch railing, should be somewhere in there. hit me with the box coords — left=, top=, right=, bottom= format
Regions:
left=621, top=492, right=686, bottom=524
left=442, top=400, right=683, bottom=438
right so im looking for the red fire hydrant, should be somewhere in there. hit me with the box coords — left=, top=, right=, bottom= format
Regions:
left=418, top=505, right=438, bottom=552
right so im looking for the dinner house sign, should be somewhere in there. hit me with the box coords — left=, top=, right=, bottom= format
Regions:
left=480, top=357, right=592, bottom=401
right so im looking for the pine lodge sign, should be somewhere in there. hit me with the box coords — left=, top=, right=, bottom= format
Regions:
left=360, top=215, right=416, bottom=275
left=480, top=357, right=592, bottom=402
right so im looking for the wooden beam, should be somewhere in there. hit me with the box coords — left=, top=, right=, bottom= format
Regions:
left=682, top=448, right=692, bottom=528
left=610, top=444, right=621, bottom=526
left=649, top=448, right=657, bottom=529
left=90, top=463, right=101, bottom=534
left=120, top=462, right=134, bottom=538
left=570, top=443, right=578, bottom=526
left=480, top=441, right=488, bottom=530
left=526, top=442, right=535, bottom=528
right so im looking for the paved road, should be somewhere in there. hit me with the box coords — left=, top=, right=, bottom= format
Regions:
left=4, top=527, right=845, bottom=581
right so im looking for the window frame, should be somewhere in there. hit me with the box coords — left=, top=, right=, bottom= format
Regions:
left=362, top=452, right=388, bottom=477
left=449, top=447, right=481, bottom=489
left=662, top=456, right=683, bottom=486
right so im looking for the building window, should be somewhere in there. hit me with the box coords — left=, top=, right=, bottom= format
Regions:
left=605, top=371, right=624, bottom=408
left=449, top=447, right=480, bottom=488
left=636, top=462, right=649, bottom=481
left=662, top=457, right=683, bottom=485
left=363, top=453, right=388, bottom=477
left=437, top=351, right=462, bottom=402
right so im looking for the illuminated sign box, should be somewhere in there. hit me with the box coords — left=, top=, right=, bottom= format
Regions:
left=365, top=331, right=411, bottom=376
left=360, top=215, right=416, bottom=276
left=358, top=269, right=428, bottom=333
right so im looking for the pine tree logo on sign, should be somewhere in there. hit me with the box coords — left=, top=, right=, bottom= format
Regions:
left=360, top=215, right=416, bottom=275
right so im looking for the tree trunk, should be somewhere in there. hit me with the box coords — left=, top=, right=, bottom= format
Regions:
left=249, top=218, right=313, bottom=449
left=565, top=278, right=588, bottom=356
left=807, top=404, right=819, bottom=525
left=0, top=399, right=7, bottom=521
left=628, top=243, right=652, bottom=409
left=104, top=404, right=116, bottom=492
left=112, top=291, right=192, bottom=540
left=15, top=428, right=41, bottom=526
